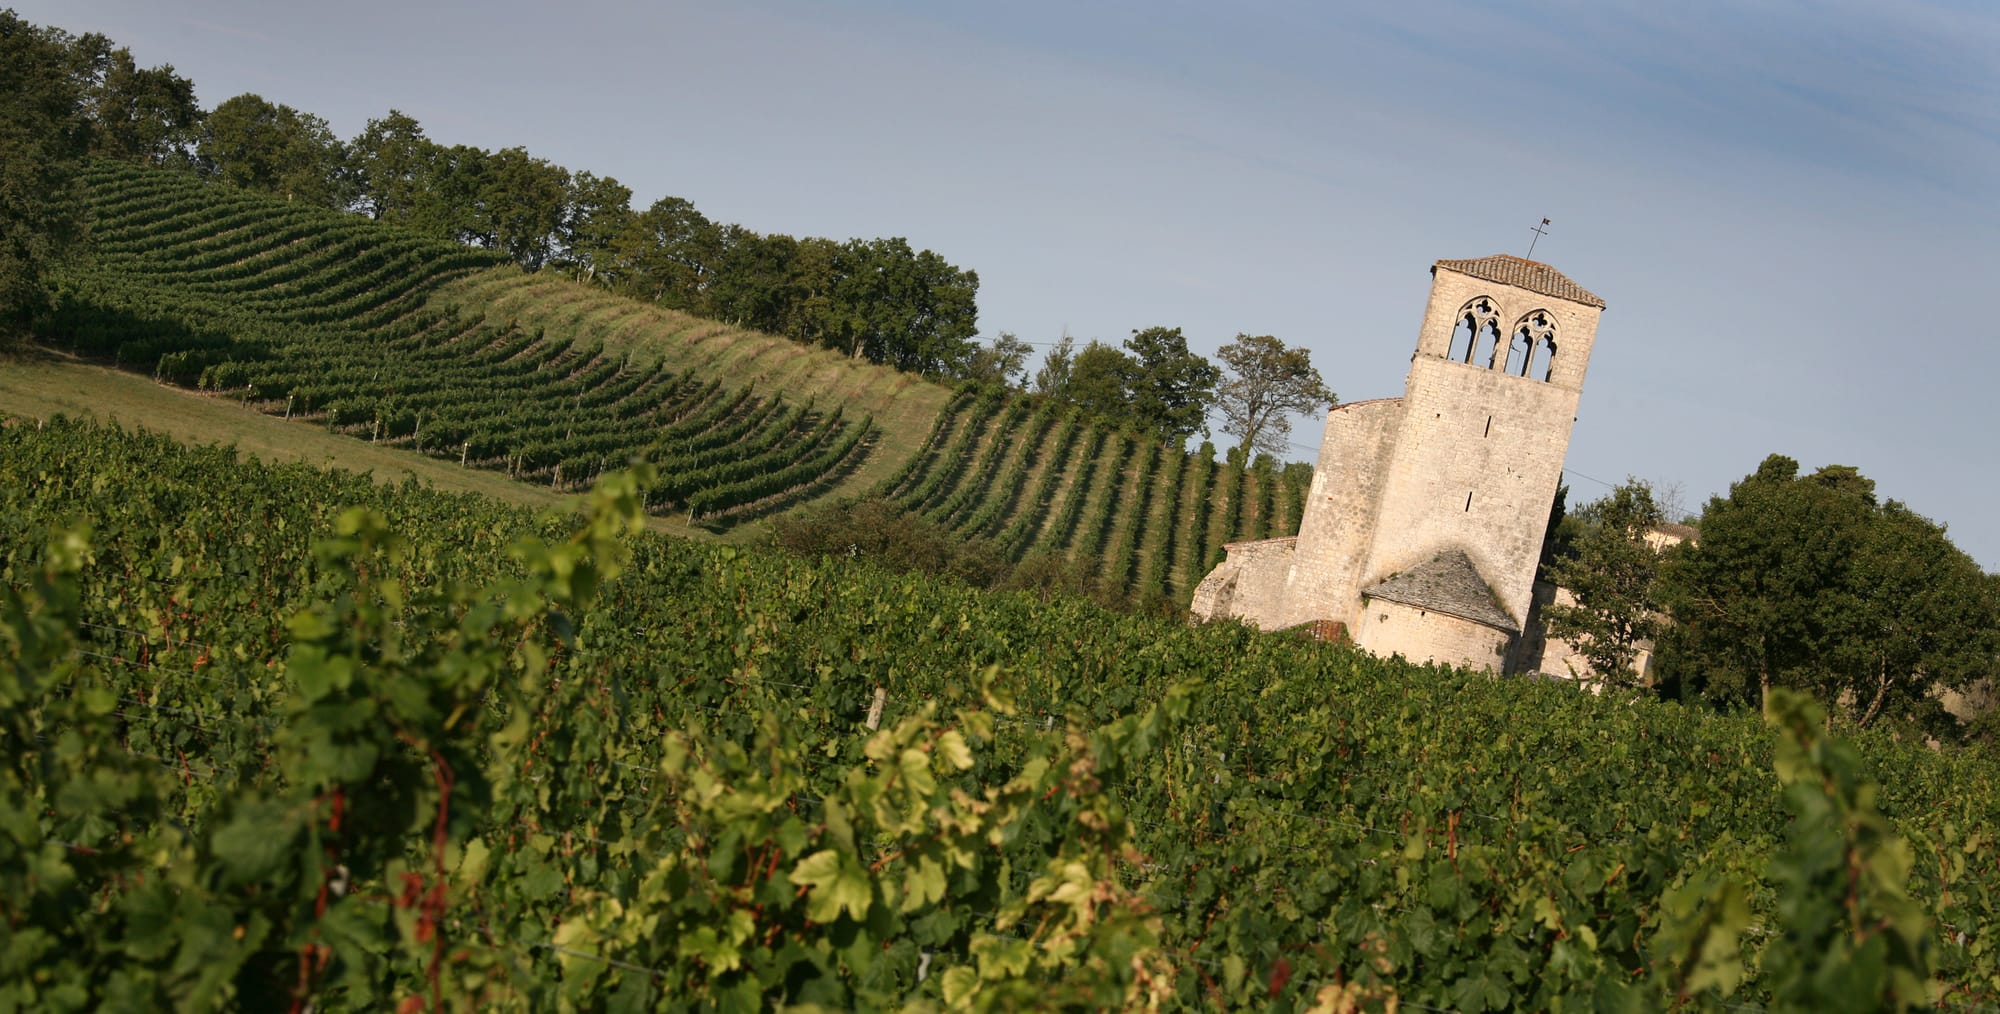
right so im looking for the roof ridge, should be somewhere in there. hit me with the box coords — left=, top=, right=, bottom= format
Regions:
left=1435, top=255, right=1605, bottom=309
left=1363, top=548, right=1518, bottom=632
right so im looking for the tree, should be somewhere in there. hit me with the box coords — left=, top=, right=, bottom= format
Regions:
left=347, top=109, right=433, bottom=222
left=69, top=33, right=201, bottom=166
left=615, top=195, right=720, bottom=308
left=1033, top=333, right=1076, bottom=396
left=1215, top=334, right=1333, bottom=458
left=1655, top=455, right=1999, bottom=736
left=1065, top=340, right=1138, bottom=419
left=0, top=10, right=89, bottom=347
left=1540, top=479, right=1668, bottom=686
left=478, top=146, right=570, bottom=269
left=962, top=332, right=1034, bottom=388
left=556, top=171, right=633, bottom=284
left=198, top=93, right=347, bottom=206
left=1123, top=326, right=1219, bottom=441
left=411, top=143, right=489, bottom=245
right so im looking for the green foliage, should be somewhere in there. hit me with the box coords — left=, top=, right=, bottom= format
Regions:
left=1123, top=325, right=1220, bottom=441
left=1215, top=333, right=1333, bottom=459
left=1658, top=454, right=2000, bottom=736
left=199, top=93, right=349, bottom=207
left=962, top=332, right=1034, bottom=389
left=69, top=32, right=201, bottom=166
left=6, top=416, right=2000, bottom=1008
left=1760, top=689, right=1933, bottom=1009
left=767, top=497, right=1008, bottom=589
left=0, top=9, right=90, bottom=344
left=1042, top=327, right=1222, bottom=442
left=1063, top=339, right=1139, bottom=419
left=1540, top=478, right=1667, bottom=685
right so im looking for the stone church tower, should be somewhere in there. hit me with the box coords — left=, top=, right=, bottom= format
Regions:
left=1190, top=255, right=1605, bottom=671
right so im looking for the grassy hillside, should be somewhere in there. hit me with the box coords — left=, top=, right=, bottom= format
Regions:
left=41, top=160, right=1308, bottom=603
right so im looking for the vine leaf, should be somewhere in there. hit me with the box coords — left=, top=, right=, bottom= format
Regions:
left=789, top=848, right=872, bottom=923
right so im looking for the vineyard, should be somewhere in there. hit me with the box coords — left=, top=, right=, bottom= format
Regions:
left=44, top=160, right=1308, bottom=603
left=868, top=387, right=1313, bottom=603
left=50, top=161, right=876, bottom=527
left=4, top=415, right=1995, bottom=1010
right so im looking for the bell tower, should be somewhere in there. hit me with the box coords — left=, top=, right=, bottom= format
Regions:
left=1356, top=255, right=1605, bottom=633
left=1192, top=254, right=1605, bottom=672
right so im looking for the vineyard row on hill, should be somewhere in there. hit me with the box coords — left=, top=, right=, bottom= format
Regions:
left=3, top=415, right=1994, bottom=1010
left=872, top=387, right=1314, bottom=605
left=55, top=159, right=1314, bottom=604
left=51, top=160, right=872, bottom=527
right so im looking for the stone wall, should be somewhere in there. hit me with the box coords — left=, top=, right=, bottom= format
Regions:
left=1280, top=398, right=1403, bottom=629
left=1362, top=357, right=1578, bottom=628
left=1352, top=596, right=1513, bottom=670
left=1188, top=536, right=1297, bottom=628
left=1188, top=256, right=1605, bottom=677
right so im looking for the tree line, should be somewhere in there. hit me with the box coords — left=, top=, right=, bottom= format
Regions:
left=1543, top=460, right=1999, bottom=744
left=983, top=326, right=1333, bottom=457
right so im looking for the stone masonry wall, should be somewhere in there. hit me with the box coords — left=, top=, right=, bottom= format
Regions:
left=1188, top=537, right=1298, bottom=628
left=1359, top=265, right=1603, bottom=630
left=1188, top=258, right=1603, bottom=677
left=1362, top=357, right=1578, bottom=628
left=1353, top=597, right=1512, bottom=670
left=1280, top=398, right=1404, bottom=629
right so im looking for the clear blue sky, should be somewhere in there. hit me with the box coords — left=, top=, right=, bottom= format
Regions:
left=19, top=0, right=2000, bottom=568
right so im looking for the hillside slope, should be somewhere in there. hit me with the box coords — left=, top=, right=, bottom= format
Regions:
left=45, top=161, right=1309, bottom=603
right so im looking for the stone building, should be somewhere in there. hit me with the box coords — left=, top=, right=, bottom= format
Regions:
left=1190, top=254, right=1605, bottom=672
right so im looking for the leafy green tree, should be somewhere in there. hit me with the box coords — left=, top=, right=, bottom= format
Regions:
left=963, top=331, right=1034, bottom=387
left=614, top=195, right=720, bottom=307
left=1065, top=340, right=1139, bottom=419
left=410, top=142, right=489, bottom=245
left=198, top=93, right=347, bottom=206
left=478, top=145, right=570, bottom=269
left=1215, top=333, right=1333, bottom=458
left=1657, top=455, right=1999, bottom=734
left=1124, top=325, right=1219, bottom=441
left=831, top=237, right=979, bottom=375
left=1033, top=332, right=1076, bottom=396
left=69, top=33, right=201, bottom=165
left=556, top=170, right=632, bottom=284
left=712, top=228, right=806, bottom=333
left=1541, top=479, right=1667, bottom=686
left=0, top=10, right=89, bottom=347
left=346, top=109, right=433, bottom=222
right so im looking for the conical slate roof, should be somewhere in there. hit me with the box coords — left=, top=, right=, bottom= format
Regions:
left=1435, top=255, right=1605, bottom=309
left=1363, top=549, right=1518, bottom=633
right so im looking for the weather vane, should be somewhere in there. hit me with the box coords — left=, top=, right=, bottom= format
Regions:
left=1526, top=217, right=1550, bottom=259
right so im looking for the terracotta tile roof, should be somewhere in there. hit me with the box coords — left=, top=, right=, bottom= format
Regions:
left=1363, top=549, right=1518, bottom=633
left=1435, top=255, right=1605, bottom=309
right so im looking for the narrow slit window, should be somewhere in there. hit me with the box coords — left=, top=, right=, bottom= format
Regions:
left=1464, top=491, right=1474, bottom=512
left=1483, top=415, right=1492, bottom=437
